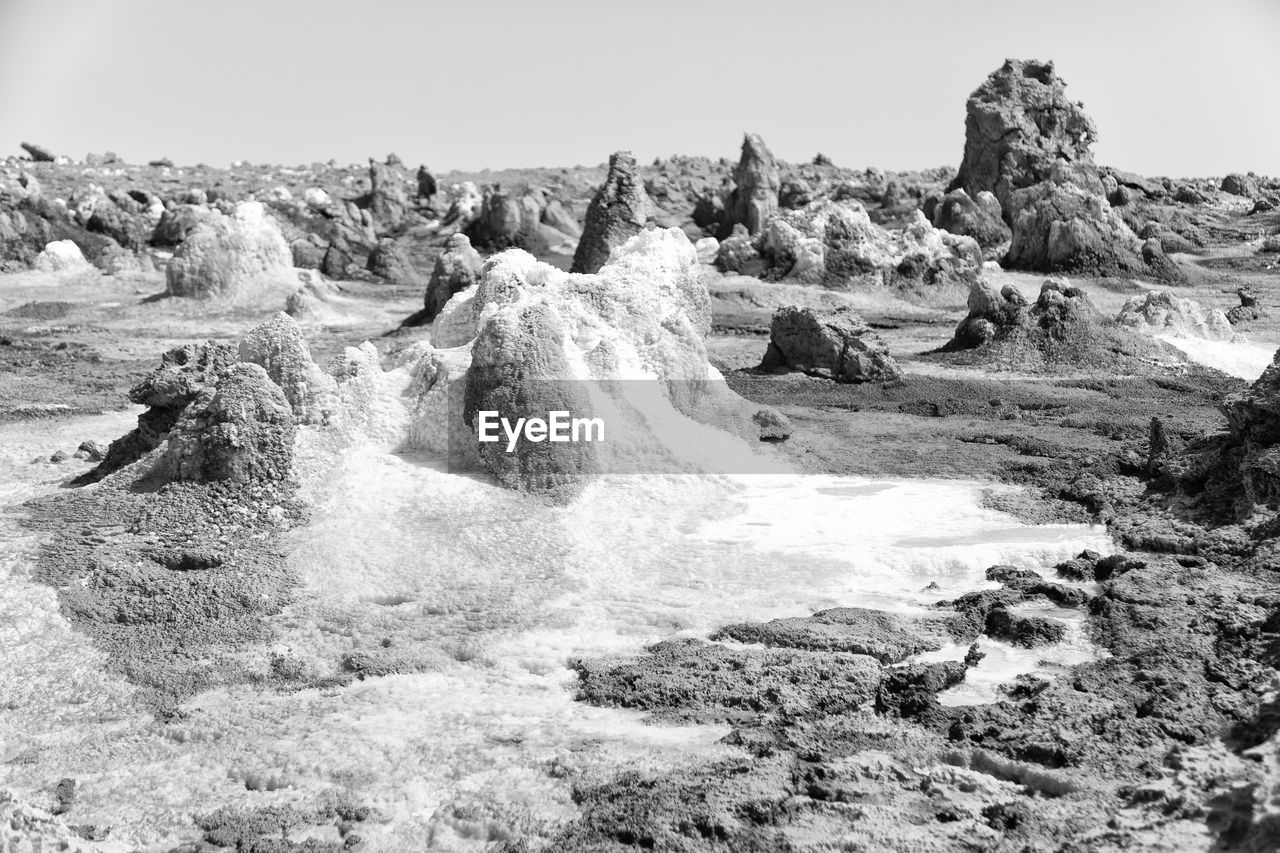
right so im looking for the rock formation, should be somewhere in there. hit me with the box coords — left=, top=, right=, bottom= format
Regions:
left=948, top=59, right=1100, bottom=209
left=161, top=363, right=295, bottom=483
left=1004, top=169, right=1168, bottom=279
left=719, top=133, right=780, bottom=238
left=1117, top=290, right=1236, bottom=341
left=465, top=185, right=579, bottom=254
left=366, top=155, right=410, bottom=231
left=20, top=142, right=55, bottom=162
left=759, top=306, right=902, bottom=383
left=1227, top=287, right=1264, bottom=326
left=365, top=237, right=417, bottom=283
left=152, top=204, right=215, bottom=246
left=165, top=201, right=297, bottom=301
left=33, top=240, right=94, bottom=275
left=75, top=343, right=239, bottom=483
left=401, top=228, right=790, bottom=502
left=723, top=199, right=983, bottom=289
left=943, top=276, right=1186, bottom=372
left=238, top=312, right=337, bottom=424
left=418, top=233, right=483, bottom=324
left=931, top=188, right=1011, bottom=259
left=1221, top=173, right=1259, bottom=198
left=570, top=151, right=655, bottom=274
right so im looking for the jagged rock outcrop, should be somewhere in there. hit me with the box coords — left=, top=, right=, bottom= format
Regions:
left=719, top=133, right=780, bottom=238
left=161, top=362, right=296, bottom=483
left=321, top=235, right=353, bottom=279
left=570, top=151, right=655, bottom=274
left=948, top=59, right=1100, bottom=210
left=931, top=188, right=1011, bottom=258
left=165, top=201, right=297, bottom=300
left=1004, top=170, right=1174, bottom=279
left=418, top=233, right=483, bottom=324
left=238, top=312, right=337, bottom=424
left=1117, top=290, right=1236, bottom=341
left=759, top=306, right=902, bottom=383
left=726, top=199, right=983, bottom=289
left=75, top=343, right=239, bottom=483
left=942, top=276, right=1185, bottom=372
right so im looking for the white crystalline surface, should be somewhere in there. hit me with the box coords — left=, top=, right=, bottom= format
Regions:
left=0, top=409, right=1112, bottom=849
left=1157, top=333, right=1276, bottom=381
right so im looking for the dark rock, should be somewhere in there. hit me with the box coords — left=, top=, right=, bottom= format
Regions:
left=759, top=305, right=902, bottom=383
left=1221, top=173, right=1259, bottom=198
left=712, top=607, right=944, bottom=663
left=932, top=188, right=1011, bottom=257
left=161, top=363, right=295, bottom=484
left=365, top=237, right=417, bottom=284
left=571, top=151, right=654, bottom=274
left=719, top=133, right=780, bottom=238
left=367, top=156, right=410, bottom=231
left=20, top=142, right=55, bottom=162
left=948, top=59, right=1100, bottom=211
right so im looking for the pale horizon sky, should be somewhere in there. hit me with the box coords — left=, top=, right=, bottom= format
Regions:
left=1, top=0, right=1277, bottom=177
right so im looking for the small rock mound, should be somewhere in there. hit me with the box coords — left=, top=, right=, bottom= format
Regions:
left=1117, top=290, right=1236, bottom=341
left=1227, top=287, right=1265, bottom=326
left=570, top=151, right=655, bottom=274
left=165, top=201, right=296, bottom=301
left=759, top=306, right=902, bottom=383
left=161, top=363, right=295, bottom=483
left=365, top=237, right=417, bottom=283
left=942, top=277, right=1187, bottom=372
left=238, top=312, right=337, bottom=424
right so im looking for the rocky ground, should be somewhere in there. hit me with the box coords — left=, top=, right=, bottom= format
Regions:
left=4, top=58, right=1280, bottom=853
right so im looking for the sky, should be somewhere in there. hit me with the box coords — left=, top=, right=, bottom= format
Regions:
left=1, top=0, right=1277, bottom=177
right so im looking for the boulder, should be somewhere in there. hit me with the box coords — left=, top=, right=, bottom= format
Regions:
left=931, top=188, right=1011, bottom=259
left=165, top=201, right=297, bottom=300
left=1117, top=290, right=1236, bottom=341
left=365, top=237, right=418, bottom=283
left=719, top=133, right=780, bottom=238
left=466, top=184, right=577, bottom=253
left=33, top=240, right=94, bottom=275
left=442, top=181, right=483, bottom=230
left=759, top=306, right=902, bottom=383
left=571, top=151, right=655, bottom=274
left=1227, top=287, right=1265, bottom=326
left=948, top=59, right=1101, bottom=211
left=1221, top=173, right=1259, bottom=198
left=238, top=312, right=338, bottom=424
left=321, top=236, right=353, bottom=279
left=714, top=223, right=766, bottom=277
left=161, top=362, right=296, bottom=483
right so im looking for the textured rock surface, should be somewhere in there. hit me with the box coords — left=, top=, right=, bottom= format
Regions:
left=948, top=59, right=1100, bottom=210
left=422, top=233, right=483, bottom=322
left=720, top=133, right=780, bottom=238
left=165, top=201, right=296, bottom=300
left=932, top=188, right=1011, bottom=258
left=161, top=362, right=296, bottom=483
left=570, top=151, right=654, bottom=274
left=1117, top=290, right=1236, bottom=341
left=365, top=237, right=417, bottom=283
left=76, top=343, right=239, bottom=483
left=759, top=305, right=902, bottom=383
left=440, top=228, right=789, bottom=500
left=238, top=312, right=337, bottom=424
left=366, top=155, right=409, bottom=231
